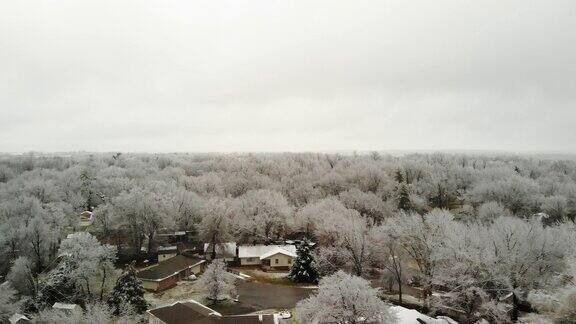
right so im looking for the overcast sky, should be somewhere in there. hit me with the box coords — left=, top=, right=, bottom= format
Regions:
left=1, top=0, right=575, bottom=153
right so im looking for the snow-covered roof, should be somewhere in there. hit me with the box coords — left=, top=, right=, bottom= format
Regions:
left=391, top=306, right=458, bottom=324
left=79, top=211, right=94, bottom=227
left=238, top=245, right=296, bottom=259
left=259, top=246, right=297, bottom=260
left=52, top=303, right=79, bottom=311
left=79, top=211, right=93, bottom=220
left=9, top=313, right=30, bottom=323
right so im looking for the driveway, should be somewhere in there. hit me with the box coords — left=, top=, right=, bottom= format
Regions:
left=212, top=281, right=315, bottom=315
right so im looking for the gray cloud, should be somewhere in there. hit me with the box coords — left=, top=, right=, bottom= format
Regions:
left=1, top=0, right=575, bottom=152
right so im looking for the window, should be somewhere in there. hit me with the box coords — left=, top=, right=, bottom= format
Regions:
left=275, top=259, right=279, bottom=264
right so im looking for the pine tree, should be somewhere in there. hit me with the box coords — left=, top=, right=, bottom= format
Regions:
left=397, top=183, right=411, bottom=211
left=289, top=240, right=318, bottom=284
left=394, top=169, right=404, bottom=183
left=108, top=266, right=147, bottom=315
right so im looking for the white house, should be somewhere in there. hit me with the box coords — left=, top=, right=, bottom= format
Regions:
left=238, top=245, right=296, bottom=270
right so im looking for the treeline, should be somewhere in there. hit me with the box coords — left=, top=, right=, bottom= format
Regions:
left=0, top=152, right=575, bottom=322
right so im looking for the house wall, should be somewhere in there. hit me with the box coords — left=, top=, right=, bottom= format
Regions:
left=158, top=253, right=177, bottom=262
left=141, top=263, right=203, bottom=292
left=240, top=257, right=261, bottom=266
left=157, top=276, right=179, bottom=291
left=190, top=263, right=203, bottom=274
left=141, top=280, right=159, bottom=291
left=148, top=313, right=166, bottom=324
left=264, top=253, right=293, bottom=268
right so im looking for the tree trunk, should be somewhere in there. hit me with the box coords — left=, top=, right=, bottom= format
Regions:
left=147, top=231, right=155, bottom=260
left=99, top=267, right=107, bottom=301
left=211, top=233, right=217, bottom=260
left=511, top=293, right=519, bottom=321
left=397, top=277, right=403, bottom=303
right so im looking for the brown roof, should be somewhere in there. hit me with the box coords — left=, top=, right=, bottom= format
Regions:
left=219, top=315, right=276, bottom=324
left=149, top=301, right=220, bottom=324
left=148, top=301, right=278, bottom=324
left=137, top=255, right=204, bottom=281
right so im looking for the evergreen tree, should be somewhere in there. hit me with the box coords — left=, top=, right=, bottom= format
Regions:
left=397, top=183, right=411, bottom=211
left=108, top=266, right=147, bottom=315
left=289, top=240, right=318, bottom=284
left=394, top=169, right=404, bottom=183
left=80, top=169, right=95, bottom=211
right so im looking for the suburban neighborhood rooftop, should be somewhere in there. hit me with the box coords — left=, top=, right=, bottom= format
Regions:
left=238, top=245, right=296, bottom=259
left=137, top=255, right=205, bottom=281
left=148, top=300, right=279, bottom=324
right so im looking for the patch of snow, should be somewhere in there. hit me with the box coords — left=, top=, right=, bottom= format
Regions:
left=391, top=306, right=458, bottom=324
left=238, top=272, right=251, bottom=279
left=279, top=310, right=291, bottom=319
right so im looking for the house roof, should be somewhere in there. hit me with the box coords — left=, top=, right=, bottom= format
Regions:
left=158, top=246, right=178, bottom=255
left=238, top=245, right=296, bottom=259
left=219, top=314, right=277, bottom=324
left=148, top=300, right=279, bottom=324
left=52, top=303, right=79, bottom=310
left=137, top=255, right=205, bottom=281
left=9, top=313, right=30, bottom=324
left=203, top=242, right=237, bottom=258
left=148, top=300, right=221, bottom=324
left=79, top=211, right=93, bottom=220
left=259, top=247, right=297, bottom=260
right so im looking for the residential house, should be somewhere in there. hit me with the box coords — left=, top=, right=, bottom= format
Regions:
left=79, top=211, right=94, bottom=227
left=238, top=245, right=296, bottom=270
left=148, top=299, right=280, bottom=324
left=158, top=246, right=178, bottom=262
left=137, top=255, right=205, bottom=292
left=203, top=242, right=237, bottom=262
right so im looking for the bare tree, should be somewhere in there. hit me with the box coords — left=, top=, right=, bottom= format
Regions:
left=193, top=260, right=236, bottom=304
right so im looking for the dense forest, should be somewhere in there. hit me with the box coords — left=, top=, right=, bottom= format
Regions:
left=1, top=152, right=575, bottom=323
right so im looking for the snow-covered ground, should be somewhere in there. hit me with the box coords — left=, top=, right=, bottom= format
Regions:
left=392, top=306, right=458, bottom=324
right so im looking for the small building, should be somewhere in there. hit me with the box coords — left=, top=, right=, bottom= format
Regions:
left=79, top=211, right=94, bottom=227
left=157, top=246, right=178, bottom=262
left=52, top=303, right=81, bottom=315
left=147, top=299, right=280, bottom=324
left=137, top=255, right=205, bottom=292
left=203, top=242, right=237, bottom=262
left=156, top=231, right=189, bottom=244
left=238, top=245, right=296, bottom=270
